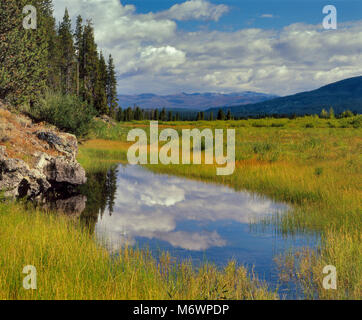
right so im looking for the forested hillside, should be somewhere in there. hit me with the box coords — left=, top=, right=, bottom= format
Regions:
left=0, top=1, right=118, bottom=127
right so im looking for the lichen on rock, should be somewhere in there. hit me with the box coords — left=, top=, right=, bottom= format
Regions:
left=0, top=101, right=87, bottom=199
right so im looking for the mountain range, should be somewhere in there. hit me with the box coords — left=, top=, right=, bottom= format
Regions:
left=117, top=92, right=278, bottom=111
left=206, top=76, right=362, bottom=117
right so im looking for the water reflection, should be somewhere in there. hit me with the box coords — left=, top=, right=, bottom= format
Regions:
left=80, top=165, right=288, bottom=253
left=76, top=164, right=319, bottom=296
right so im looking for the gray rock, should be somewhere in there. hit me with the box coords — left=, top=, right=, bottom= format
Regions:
left=0, top=157, right=50, bottom=198
left=42, top=157, right=87, bottom=185
left=50, top=195, right=87, bottom=215
left=0, top=132, right=86, bottom=199
left=35, top=131, right=78, bottom=160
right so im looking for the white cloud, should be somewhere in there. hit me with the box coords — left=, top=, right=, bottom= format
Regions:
left=155, top=0, right=229, bottom=22
left=53, top=1, right=362, bottom=96
left=260, top=14, right=275, bottom=19
left=95, top=165, right=287, bottom=252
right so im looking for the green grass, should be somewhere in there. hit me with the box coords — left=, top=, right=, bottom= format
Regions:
left=80, top=116, right=361, bottom=299
left=0, top=201, right=275, bottom=300
left=1, top=115, right=361, bottom=300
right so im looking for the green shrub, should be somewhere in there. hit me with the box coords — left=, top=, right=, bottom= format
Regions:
left=29, top=92, right=96, bottom=136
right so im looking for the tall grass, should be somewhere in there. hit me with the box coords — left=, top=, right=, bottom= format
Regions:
left=0, top=201, right=276, bottom=300
left=81, top=117, right=361, bottom=299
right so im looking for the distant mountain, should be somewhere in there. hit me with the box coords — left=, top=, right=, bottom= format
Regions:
left=117, top=92, right=278, bottom=111
left=207, top=76, right=362, bottom=117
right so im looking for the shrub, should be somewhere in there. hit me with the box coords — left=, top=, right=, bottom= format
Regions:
left=339, top=110, right=354, bottom=118
left=29, top=92, right=96, bottom=137
left=314, top=167, right=323, bottom=176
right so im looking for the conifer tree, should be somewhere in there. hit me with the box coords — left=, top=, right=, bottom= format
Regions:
left=0, top=0, right=49, bottom=105
left=160, top=108, right=166, bottom=121
left=74, top=15, right=83, bottom=96
left=226, top=109, right=232, bottom=120
left=217, top=109, right=225, bottom=120
left=107, top=54, right=118, bottom=117
left=116, top=107, right=123, bottom=121
left=82, top=20, right=99, bottom=106
left=329, top=107, right=335, bottom=119
left=58, top=8, right=75, bottom=94
left=94, top=52, right=108, bottom=115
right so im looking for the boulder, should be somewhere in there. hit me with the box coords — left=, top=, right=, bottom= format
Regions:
left=0, top=105, right=87, bottom=200
left=36, top=131, right=78, bottom=160
left=0, top=154, right=50, bottom=198
left=41, top=156, right=87, bottom=185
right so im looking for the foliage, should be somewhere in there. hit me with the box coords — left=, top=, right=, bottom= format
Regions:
left=29, top=91, right=96, bottom=136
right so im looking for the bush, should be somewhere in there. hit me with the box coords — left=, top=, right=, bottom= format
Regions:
left=29, top=92, right=96, bottom=137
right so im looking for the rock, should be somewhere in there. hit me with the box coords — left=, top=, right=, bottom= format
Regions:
left=0, top=105, right=87, bottom=200
left=42, top=157, right=87, bottom=185
left=36, top=131, right=78, bottom=160
left=0, top=146, right=7, bottom=158
left=51, top=195, right=87, bottom=215
left=0, top=157, right=50, bottom=198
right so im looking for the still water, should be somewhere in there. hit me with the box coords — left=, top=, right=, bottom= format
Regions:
left=76, top=164, right=318, bottom=295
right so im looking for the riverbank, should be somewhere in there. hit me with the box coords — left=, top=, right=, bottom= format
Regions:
left=1, top=116, right=361, bottom=299
left=0, top=201, right=275, bottom=300
left=78, top=117, right=361, bottom=299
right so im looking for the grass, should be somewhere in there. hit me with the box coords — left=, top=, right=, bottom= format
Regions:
left=1, top=115, right=361, bottom=300
left=78, top=116, right=361, bottom=299
left=0, top=201, right=275, bottom=300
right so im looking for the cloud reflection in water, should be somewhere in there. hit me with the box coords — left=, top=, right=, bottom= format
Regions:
left=95, top=165, right=288, bottom=252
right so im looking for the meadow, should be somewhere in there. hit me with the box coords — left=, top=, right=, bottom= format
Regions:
left=0, top=115, right=361, bottom=299
left=79, top=115, right=362, bottom=299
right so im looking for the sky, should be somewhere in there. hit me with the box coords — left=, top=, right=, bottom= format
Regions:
left=53, top=0, right=362, bottom=96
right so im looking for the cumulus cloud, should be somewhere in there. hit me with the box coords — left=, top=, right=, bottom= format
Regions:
left=155, top=0, right=229, bottom=21
left=53, top=1, right=362, bottom=96
left=95, top=165, right=287, bottom=252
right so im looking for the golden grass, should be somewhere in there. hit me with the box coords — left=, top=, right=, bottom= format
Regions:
left=0, top=202, right=276, bottom=300
left=78, top=117, right=361, bottom=299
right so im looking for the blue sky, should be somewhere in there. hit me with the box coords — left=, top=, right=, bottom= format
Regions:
left=123, top=0, right=362, bottom=30
left=53, top=0, right=362, bottom=95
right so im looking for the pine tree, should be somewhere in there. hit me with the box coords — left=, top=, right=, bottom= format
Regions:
left=160, top=108, right=166, bottom=121
left=217, top=109, right=225, bottom=120
left=116, top=107, right=123, bottom=121
left=329, top=107, right=335, bottom=119
left=94, top=52, right=108, bottom=115
left=107, top=54, right=118, bottom=117
left=226, top=109, right=232, bottom=120
left=39, top=0, right=60, bottom=91
left=58, top=8, right=75, bottom=94
left=82, top=20, right=99, bottom=106
left=0, top=0, right=49, bottom=105
left=74, top=15, right=83, bottom=96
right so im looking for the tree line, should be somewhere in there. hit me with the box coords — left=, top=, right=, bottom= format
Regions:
left=0, top=1, right=117, bottom=117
